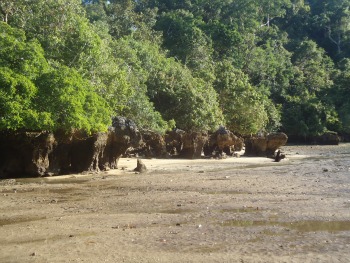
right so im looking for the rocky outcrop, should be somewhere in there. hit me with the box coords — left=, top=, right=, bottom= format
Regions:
left=48, top=131, right=109, bottom=174
left=179, top=132, right=208, bottom=159
left=134, top=158, right=147, bottom=173
left=139, top=130, right=167, bottom=158
left=165, top=129, right=185, bottom=156
left=0, top=131, right=55, bottom=177
left=0, top=117, right=142, bottom=178
left=0, top=122, right=292, bottom=178
left=244, top=137, right=266, bottom=156
left=244, top=133, right=288, bottom=156
left=339, top=133, right=350, bottom=142
left=100, top=117, right=142, bottom=170
left=266, top=133, right=289, bottom=155
left=274, top=150, right=286, bottom=162
left=204, top=127, right=244, bottom=156
left=316, top=132, right=340, bottom=145
left=71, top=132, right=108, bottom=173
left=287, top=132, right=341, bottom=145
left=47, top=131, right=73, bottom=175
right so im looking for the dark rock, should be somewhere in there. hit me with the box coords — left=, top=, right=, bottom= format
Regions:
left=0, top=117, right=142, bottom=177
left=218, top=131, right=243, bottom=153
left=100, top=117, right=142, bottom=170
left=316, top=132, right=340, bottom=145
left=286, top=132, right=340, bottom=145
left=244, top=137, right=267, bottom=156
left=266, top=133, right=288, bottom=155
left=165, top=129, right=185, bottom=156
left=339, top=133, right=350, bottom=142
left=179, top=132, right=208, bottom=159
left=245, top=133, right=288, bottom=156
left=204, top=127, right=243, bottom=157
left=48, top=131, right=108, bottom=175
left=134, top=159, right=147, bottom=173
left=48, top=131, right=73, bottom=175
left=70, top=132, right=108, bottom=173
left=138, top=130, right=167, bottom=158
left=0, top=131, right=55, bottom=178
left=0, top=130, right=110, bottom=177
left=274, top=150, right=286, bottom=162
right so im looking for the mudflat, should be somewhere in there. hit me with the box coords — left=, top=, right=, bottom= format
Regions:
left=1, top=144, right=350, bottom=263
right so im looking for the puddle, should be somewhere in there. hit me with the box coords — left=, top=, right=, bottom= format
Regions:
left=43, top=178, right=90, bottom=185
left=1, top=231, right=96, bottom=245
left=0, top=216, right=47, bottom=227
left=48, top=188, right=78, bottom=194
left=1, top=188, right=36, bottom=194
left=205, top=190, right=249, bottom=195
left=287, top=221, right=350, bottom=232
left=204, top=163, right=284, bottom=173
left=15, top=177, right=90, bottom=185
left=220, top=207, right=260, bottom=213
left=157, top=209, right=194, bottom=214
left=220, top=220, right=350, bottom=232
left=221, top=220, right=270, bottom=227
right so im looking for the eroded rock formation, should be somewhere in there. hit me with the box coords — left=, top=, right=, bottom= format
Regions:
left=165, top=129, right=185, bottom=156
left=99, top=117, right=142, bottom=170
left=0, top=131, right=55, bottom=177
left=134, top=158, right=147, bottom=173
left=244, top=133, right=288, bottom=156
left=139, top=130, right=167, bottom=158
left=316, top=132, right=340, bottom=145
left=179, top=132, right=208, bottom=159
left=204, top=127, right=244, bottom=157
left=0, top=122, right=292, bottom=178
left=0, top=117, right=141, bottom=178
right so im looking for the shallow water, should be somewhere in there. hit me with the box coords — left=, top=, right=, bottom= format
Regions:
left=0, top=216, right=47, bottom=227
left=221, top=220, right=350, bottom=233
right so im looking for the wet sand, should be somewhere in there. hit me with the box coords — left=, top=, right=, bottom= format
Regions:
left=1, top=144, right=350, bottom=262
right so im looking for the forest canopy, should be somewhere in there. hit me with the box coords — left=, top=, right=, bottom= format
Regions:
left=1, top=0, right=350, bottom=137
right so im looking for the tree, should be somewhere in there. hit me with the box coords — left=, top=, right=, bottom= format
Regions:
left=2, top=0, right=350, bottom=138
left=309, top=0, right=350, bottom=59
left=0, top=67, right=52, bottom=131
left=331, top=59, right=350, bottom=133
left=203, top=20, right=242, bottom=60
left=291, top=40, right=334, bottom=94
left=35, top=65, right=112, bottom=133
left=0, top=21, right=49, bottom=79
left=241, top=26, right=293, bottom=98
left=256, top=0, right=291, bottom=27
left=155, top=9, right=214, bottom=81
left=280, top=39, right=338, bottom=136
left=111, top=37, right=171, bottom=132
left=213, top=61, right=273, bottom=135
left=147, top=63, right=223, bottom=132
left=0, top=22, right=52, bottom=131
left=112, top=36, right=222, bottom=132
left=0, top=0, right=15, bottom=23
left=6, top=0, right=100, bottom=69
left=282, top=99, right=328, bottom=137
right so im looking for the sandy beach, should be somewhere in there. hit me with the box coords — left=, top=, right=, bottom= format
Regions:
left=1, top=144, right=350, bottom=263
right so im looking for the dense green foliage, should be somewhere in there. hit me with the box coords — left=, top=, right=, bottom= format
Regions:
left=1, top=0, right=350, bottom=136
